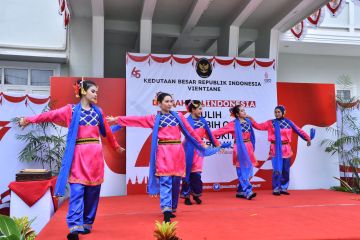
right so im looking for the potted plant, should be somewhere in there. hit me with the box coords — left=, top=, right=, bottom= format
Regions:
left=0, top=214, right=36, bottom=240
left=13, top=102, right=66, bottom=175
left=153, top=221, right=181, bottom=240
left=321, top=75, right=360, bottom=193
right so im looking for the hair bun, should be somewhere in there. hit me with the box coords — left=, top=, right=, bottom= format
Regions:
left=229, top=106, right=234, bottom=114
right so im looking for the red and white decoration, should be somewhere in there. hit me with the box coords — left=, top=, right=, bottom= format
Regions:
left=126, top=53, right=276, bottom=68
left=291, top=21, right=307, bottom=40
left=291, top=0, right=346, bottom=40
left=0, top=189, right=10, bottom=216
left=0, top=92, right=50, bottom=106
left=9, top=178, right=57, bottom=233
left=327, top=0, right=345, bottom=17
left=58, top=0, right=71, bottom=28
left=306, top=8, right=325, bottom=28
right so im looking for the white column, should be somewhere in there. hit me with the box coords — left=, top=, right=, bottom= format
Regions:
left=255, top=28, right=279, bottom=61
left=92, top=16, right=104, bottom=77
left=140, top=19, right=152, bottom=53
left=138, top=0, right=157, bottom=53
left=92, top=0, right=104, bottom=77
left=217, top=26, right=230, bottom=56
left=269, top=29, right=280, bottom=62
left=349, top=0, right=355, bottom=33
left=228, top=25, right=239, bottom=57
left=217, top=0, right=263, bottom=57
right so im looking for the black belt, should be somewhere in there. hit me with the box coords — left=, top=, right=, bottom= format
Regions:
left=76, top=138, right=99, bottom=145
left=158, top=140, right=181, bottom=145
left=271, top=141, right=289, bottom=145
left=234, top=139, right=250, bottom=143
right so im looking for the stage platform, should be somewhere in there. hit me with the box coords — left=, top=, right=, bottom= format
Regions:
left=36, top=190, right=360, bottom=240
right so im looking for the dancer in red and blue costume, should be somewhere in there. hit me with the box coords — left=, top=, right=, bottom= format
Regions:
left=19, top=80, right=123, bottom=240
left=249, top=105, right=314, bottom=196
left=180, top=100, right=230, bottom=205
left=213, top=105, right=258, bottom=200
left=107, top=92, right=221, bottom=222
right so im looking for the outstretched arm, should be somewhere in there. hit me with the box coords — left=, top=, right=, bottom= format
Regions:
left=107, top=115, right=155, bottom=128
left=291, top=121, right=311, bottom=146
left=102, top=112, right=123, bottom=151
left=21, top=104, right=72, bottom=127
left=212, top=121, right=234, bottom=137
left=247, top=116, right=269, bottom=131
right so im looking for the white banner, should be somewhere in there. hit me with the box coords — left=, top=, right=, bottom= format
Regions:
left=125, top=53, right=277, bottom=193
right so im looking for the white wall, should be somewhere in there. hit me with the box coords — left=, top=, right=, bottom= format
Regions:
left=0, top=0, right=66, bottom=49
left=278, top=53, right=360, bottom=94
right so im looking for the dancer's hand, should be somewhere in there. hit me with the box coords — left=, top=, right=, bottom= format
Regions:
left=117, top=146, right=125, bottom=153
left=307, top=140, right=311, bottom=146
left=219, top=148, right=225, bottom=154
left=18, top=117, right=29, bottom=128
left=245, top=115, right=253, bottom=120
left=106, top=116, right=118, bottom=123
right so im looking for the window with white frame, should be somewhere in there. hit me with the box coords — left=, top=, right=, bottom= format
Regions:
left=336, top=84, right=357, bottom=101
left=0, top=62, right=59, bottom=95
left=4, top=68, right=28, bottom=85
left=337, top=89, right=351, bottom=101
left=30, top=69, right=52, bottom=86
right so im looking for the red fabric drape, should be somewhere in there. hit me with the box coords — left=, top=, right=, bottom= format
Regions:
left=8, top=177, right=58, bottom=211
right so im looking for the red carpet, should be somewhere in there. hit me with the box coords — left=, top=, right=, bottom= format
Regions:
left=37, top=190, right=360, bottom=240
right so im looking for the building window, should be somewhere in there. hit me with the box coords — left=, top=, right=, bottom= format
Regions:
left=337, top=89, right=351, bottom=101
left=3, top=68, right=53, bottom=86
left=0, top=62, right=58, bottom=95
left=4, top=68, right=28, bottom=85
left=31, top=69, right=52, bottom=86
